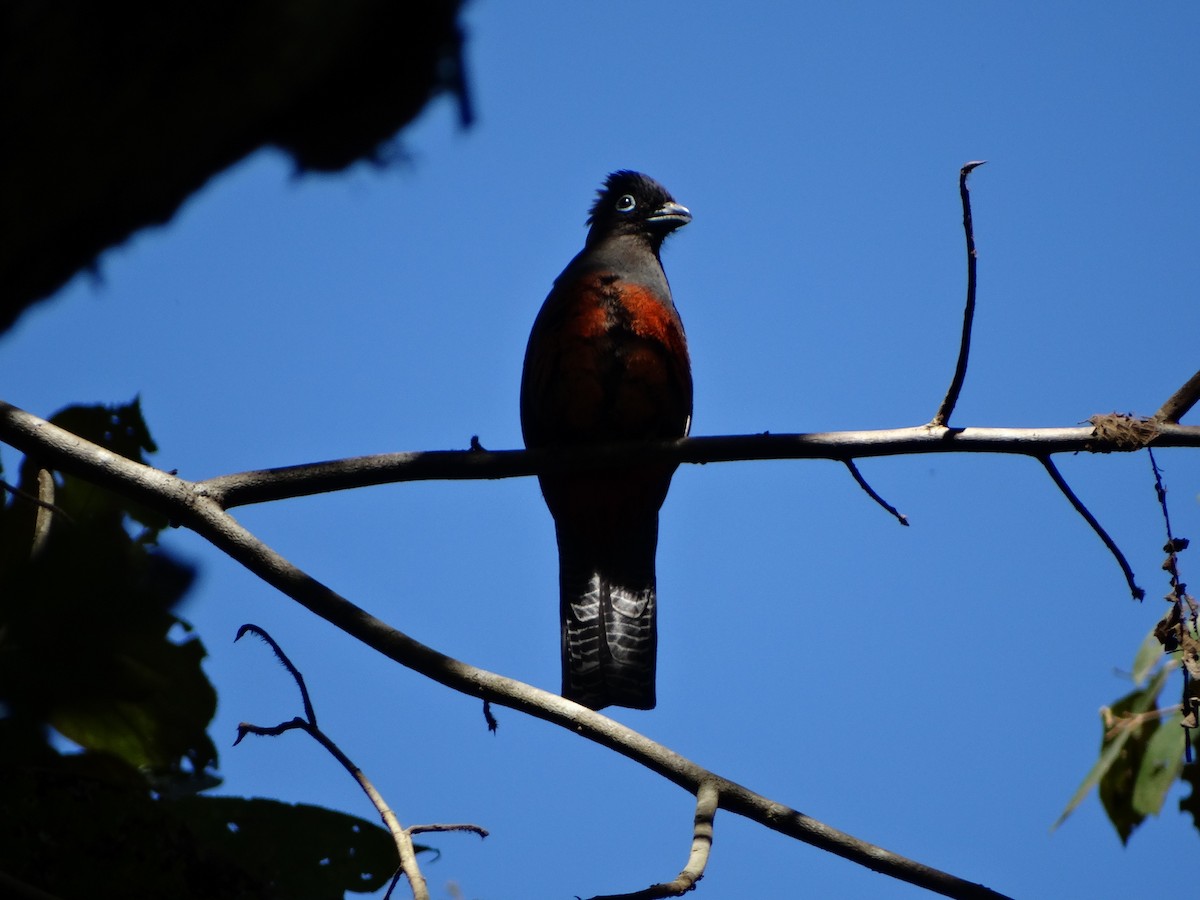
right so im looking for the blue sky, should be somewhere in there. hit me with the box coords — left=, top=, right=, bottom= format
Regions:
left=4, top=3, right=1200, bottom=897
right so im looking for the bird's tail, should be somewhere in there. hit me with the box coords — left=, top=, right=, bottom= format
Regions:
left=555, top=514, right=659, bottom=710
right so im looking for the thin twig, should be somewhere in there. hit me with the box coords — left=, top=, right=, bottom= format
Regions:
left=588, top=780, right=719, bottom=900
left=1153, top=369, right=1200, bottom=424
left=1102, top=700, right=1183, bottom=741
left=408, top=823, right=490, bottom=838
left=1148, top=447, right=1195, bottom=760
left=235, top=717, right=307, bottom=741
left=235, top=623, right=317, bottom=724
left=1148, top=448, right=1177, bottom=546
left=32, top=469, right=55, bottom=558
left=1, top=475, right=74, bottom=531
left=1038, top=456, right=1144, bottom=600
left=931, top=160, right=987, bottom=428
left=842, top=459, right=908, bottom=525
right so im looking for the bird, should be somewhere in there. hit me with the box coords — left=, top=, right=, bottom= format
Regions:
left=520, top=171, right=692, bottom=711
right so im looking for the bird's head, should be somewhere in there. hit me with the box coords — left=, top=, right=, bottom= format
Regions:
left=585, top=170, right=691, bottom=251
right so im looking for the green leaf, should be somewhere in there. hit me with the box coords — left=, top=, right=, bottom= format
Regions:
left=45, top=398, right=168, bottom=535
left=0, top=750, right=275, bottom=900
left=169, top=796, right=417, bottom=899
left=1132, top=710, right=1186, bottom=816
left=1054, top=665, right=1169, bottom=835
left=0, top=401, right=215, bottom=781
left=49, top=396, right=158, bottom=461
left=1131, top=627, right=1165, bottom=686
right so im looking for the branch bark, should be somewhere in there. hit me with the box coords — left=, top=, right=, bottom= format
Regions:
left=588, top=780, right=718, bottom=900
left=189, top=423, right=1200, bottom=510
left=1154, top=368, right=1200, bottom=424
left=1038, top=456, right=1144, bottom=600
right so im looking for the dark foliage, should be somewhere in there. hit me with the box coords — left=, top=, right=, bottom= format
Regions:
left=0, top=0, right=471, bottom=332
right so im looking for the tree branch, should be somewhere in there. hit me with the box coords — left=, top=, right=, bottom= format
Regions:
left=1154, top=368, right=1200, bottom=424
left=1, top=469, right=69, bottom=558
left=186, top=423, right=1200, bottom=510
left=843, top=459, right=909, bottom=526
left=407, top=823, right=489, bottom=838
left=0, top=399, right=1010, bottom=900
left=588, top=780, right=718, bottom=900
left=931, top=160, right=987, bottom=428
left=1038, top=455, right=1144, bottom=600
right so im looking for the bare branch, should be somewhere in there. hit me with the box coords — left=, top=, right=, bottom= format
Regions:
left=1038, top=456, right=1144, bottom=600
left=187, top=423, right=1200, bottom=510
left=234, top=716, right=307, bottom=744
left=931, top=160, right=987, bottom=428
left=2, top=473, right=74, bottom=558
left=31, top=468, right=55, bottom=558
left=1154, top=368, right=1200, bottom=424
left=235, top=623, right=318, bottom=725
left=843, top=459, right=909, bottom=525
left=0, top=399, right=1011, bottom=900
left=587, top=780, right=718, bottom=900
left=407, top=823, right=490, bottom=838
left=680, top=781, right=718, bottom=891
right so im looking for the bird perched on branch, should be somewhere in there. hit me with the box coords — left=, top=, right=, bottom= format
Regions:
left=520, top=171, right=693, bottom=710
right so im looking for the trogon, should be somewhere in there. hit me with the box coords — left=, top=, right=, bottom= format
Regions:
left=520, top=171, right=692, bottom=710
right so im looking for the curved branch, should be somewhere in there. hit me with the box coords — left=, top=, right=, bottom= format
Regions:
left=588, top=780, right=718, bottom=900
left=931, top=160, right=987, bottom=427
left=0, top=400, right=1010, bottom=900
left=235, top=623, right=318, bottom=724
left=1038, top=455, right=1144, bottom=600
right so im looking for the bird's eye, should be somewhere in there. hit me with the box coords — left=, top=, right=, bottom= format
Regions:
left=615, top=194, right=637, bottom=213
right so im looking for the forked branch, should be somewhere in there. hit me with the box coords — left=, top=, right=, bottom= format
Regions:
left=234, top=624, right=488, bottom=900
left=1154, top=368, right=1200, bottom=424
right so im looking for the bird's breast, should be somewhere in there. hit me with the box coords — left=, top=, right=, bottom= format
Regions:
left=522, top=270, right=692, bottom=447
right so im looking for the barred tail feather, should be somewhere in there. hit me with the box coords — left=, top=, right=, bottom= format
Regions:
left=556, top=516, right=659, bottom=710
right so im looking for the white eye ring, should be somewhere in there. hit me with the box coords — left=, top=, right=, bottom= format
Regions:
left=615, top=194, right=636, bottom=213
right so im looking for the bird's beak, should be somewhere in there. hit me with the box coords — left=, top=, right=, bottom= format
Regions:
left=646, top=201, right=692, bottom=228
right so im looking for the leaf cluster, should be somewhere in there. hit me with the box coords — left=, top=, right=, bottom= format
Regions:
left=1059, top=630, right=1200, bottom=842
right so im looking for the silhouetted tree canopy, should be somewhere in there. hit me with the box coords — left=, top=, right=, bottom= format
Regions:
left=0, top=0, right=470, bottom=332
